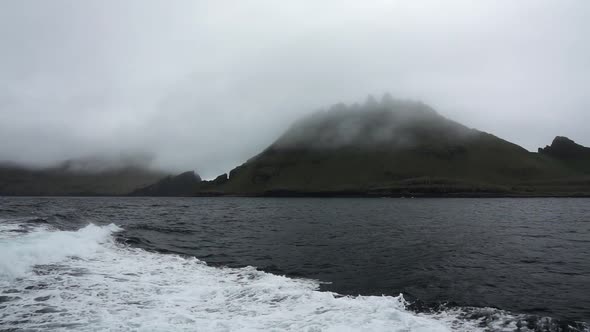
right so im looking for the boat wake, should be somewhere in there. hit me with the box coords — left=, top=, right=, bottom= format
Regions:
left=0, top=221, right=586, bottom=331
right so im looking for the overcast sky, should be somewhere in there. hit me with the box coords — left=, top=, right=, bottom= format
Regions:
left=1, top=0, right=589, bottom=178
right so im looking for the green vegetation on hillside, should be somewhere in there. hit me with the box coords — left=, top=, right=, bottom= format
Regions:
left=200, top=96, right=590, bottom=196
left=0, top=162, right=168, bottom=196
left=4, top=96, right=590, bottom=197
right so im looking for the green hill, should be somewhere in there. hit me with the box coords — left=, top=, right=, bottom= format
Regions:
left=5, top=96, right=588, bottom=197
left=0, top=160, right=168, bottom=196
left=198, top=96, right=590, bottom=197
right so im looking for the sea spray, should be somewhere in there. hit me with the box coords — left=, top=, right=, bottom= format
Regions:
left=0, top=223, right=121, bottom=279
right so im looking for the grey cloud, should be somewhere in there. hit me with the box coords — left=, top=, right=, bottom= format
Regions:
left=0, top=0, right=589, bottom=179
left=273, top=96, right=478, bottom=151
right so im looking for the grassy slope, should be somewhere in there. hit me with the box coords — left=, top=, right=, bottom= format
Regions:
left=210, top=102, right=590, bottom=196
left=0, top=165, right=168, bottom=196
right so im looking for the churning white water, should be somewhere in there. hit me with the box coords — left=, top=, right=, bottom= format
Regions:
left=0, top=222, right=533, bottom=331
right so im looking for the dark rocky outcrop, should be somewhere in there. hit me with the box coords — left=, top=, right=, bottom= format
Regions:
left=538, top=136, right=590, bottom=174
left=212, top=173, right=229, bottom=185
left=539, top=136, right=590, bottom=159
left=130, top=171, right=202, bottom=196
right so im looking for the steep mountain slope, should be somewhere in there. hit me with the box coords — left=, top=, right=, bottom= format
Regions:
left=205, top=97, right=586, bottom=196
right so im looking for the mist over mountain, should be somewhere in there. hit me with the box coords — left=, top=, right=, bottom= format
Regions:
left=53, top=152, right=157, bottom=174
left=0, top=154, right=168, bottom=196
left=3, top=3, right=590, bottom=331
left=208, top=96, right=579, bottom=196
left=3, top=94, right=590, bottom=197
left=1, top=1, right=589, bottom=178
left=274, top=95, right=479, bottom=151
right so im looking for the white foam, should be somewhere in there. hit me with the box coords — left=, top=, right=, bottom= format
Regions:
left=0, top=223, right=545, bottom=331
left=0, top=223, right=121, bottom=278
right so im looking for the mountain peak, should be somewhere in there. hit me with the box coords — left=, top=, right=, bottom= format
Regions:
left=539, top=136, right=590, bottom=159
left=272, top=97, right=475, bottom=151
left=553, top=136, right=576, bottom=145
left=129, top=97, right=590, bottom=197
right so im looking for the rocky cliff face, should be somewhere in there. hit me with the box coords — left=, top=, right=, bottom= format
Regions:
left=539, top=136, right=590, bottom=159
left=538, top=136, right=590, bottom=174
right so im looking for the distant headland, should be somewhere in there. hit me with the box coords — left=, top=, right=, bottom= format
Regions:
left=3, top=95, right=590, bottom=197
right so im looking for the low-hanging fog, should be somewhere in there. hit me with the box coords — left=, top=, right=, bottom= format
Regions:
left=1, top=0, right=589, bottom=179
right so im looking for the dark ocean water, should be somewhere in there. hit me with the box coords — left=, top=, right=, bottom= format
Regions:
left=0, top=196, right=588, bottom=331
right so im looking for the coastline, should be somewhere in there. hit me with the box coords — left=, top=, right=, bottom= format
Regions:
left=3, top=192, right=590, bottom=198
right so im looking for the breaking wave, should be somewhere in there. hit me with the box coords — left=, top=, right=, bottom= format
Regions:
left=0, top=222, right=586, bottom=331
